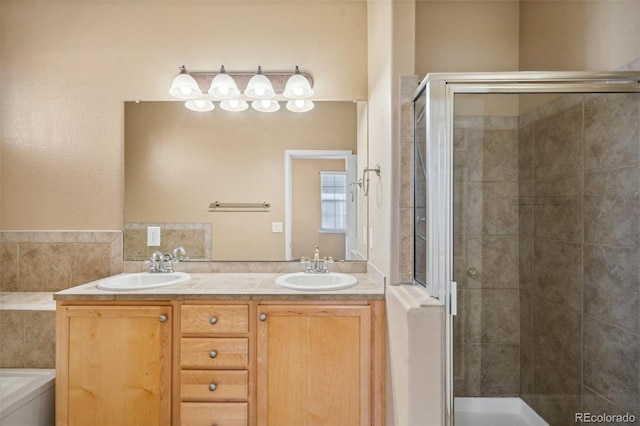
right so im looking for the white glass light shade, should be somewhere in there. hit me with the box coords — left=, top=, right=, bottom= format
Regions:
left=169, top=67, right=203, bottom=99
left=185, top=100, right=215, bottom=112
left=286, top=100, right=314, bottom=113
left=252, top=100, right=280, bottom=112
left=208, top=67, right=240, bottom=99
left=244, top=67, right=276, bottom=99
left=220, top=99, right=249, bottom=112
left=283, top=67, right=314, bottom=99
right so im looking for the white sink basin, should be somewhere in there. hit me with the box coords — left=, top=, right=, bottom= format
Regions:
left=96, top=272, right=190, bottom=291
left=275, top=272, right=358, bottom=291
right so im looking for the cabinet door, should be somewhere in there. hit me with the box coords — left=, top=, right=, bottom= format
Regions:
left=256, top=304, right=371, bottom=426
left=56, top=305, right=172, bottom=426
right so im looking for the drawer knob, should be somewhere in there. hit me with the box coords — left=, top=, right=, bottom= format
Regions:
left=259, top=313, right=267, bottom=321
left=208, top=383, right=217, bottom=392
left=209, top=316, right=218, bottom=325
left=159, top=314, right=168, bottom=323
left=209, top=350, right=218, bottom=359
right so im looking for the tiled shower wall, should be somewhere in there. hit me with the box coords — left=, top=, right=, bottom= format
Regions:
left=400, top=75, right=639, bottom=424
left=519, top=93, right=640, bottom=425
left=453, top=116, right=521, bottom=397
left=0, top=230, right=122, bottom=368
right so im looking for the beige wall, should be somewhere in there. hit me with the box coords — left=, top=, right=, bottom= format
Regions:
left=415, top=0, right=520, bottom=76
left=125, top=101, right=356, bottom=261
left=0, top=0, right=367, bottom=230
left=520, top=1, right=640, bottom=71
left=367, top=0, right=393, bottom=279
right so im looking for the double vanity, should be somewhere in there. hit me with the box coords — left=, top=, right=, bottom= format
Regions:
left=54, top=271, right=385, bottom=426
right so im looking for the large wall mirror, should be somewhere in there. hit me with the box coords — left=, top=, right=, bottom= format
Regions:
left=124, top=100, right=368, bottom=262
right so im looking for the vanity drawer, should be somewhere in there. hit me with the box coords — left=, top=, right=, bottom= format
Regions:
left=181, top=370, right=249, bottom=401
left=180, top=402, right=248, bottom=426
left=181, top=304, right=249, bottom=334
left=181, top=338, right=249, bottom=368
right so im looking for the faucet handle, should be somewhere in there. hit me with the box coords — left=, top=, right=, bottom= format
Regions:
left=172, top=246, right=188, bottom=262
left=300, top=257, right=310, bottom=264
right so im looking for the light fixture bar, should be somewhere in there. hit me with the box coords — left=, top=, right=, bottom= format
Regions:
left=189, top=70, right=313, bottom=95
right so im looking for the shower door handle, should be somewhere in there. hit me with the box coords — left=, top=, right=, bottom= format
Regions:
left=450, top=281, right=457, bottom=316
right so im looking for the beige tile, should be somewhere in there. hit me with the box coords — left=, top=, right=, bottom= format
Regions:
left=534, top=297, right=581, bottom=385
left=584, top=93, right=640, bottom=171
left=533, top=104, right=583, bottom=179
left=533, top=239, right=582, bottom=310
left=533, top=174, right=583, bottom=242
left=584, top=244, right=639, bottom=334
left=518, top=236, right=534, bottom=294
left=519, top=123, right=534, bottom=181
left=0, top=244, right=19, bottom=292
left=532, top=370, right=581, bottom=426
left=177, top=229, right=206, bottom=259
left=0, top=232, right=32, bottom=243
left=584, top=166, right=639, bottom=247
left=583, top=386, right=637, bottom=426
left=584, top=315, right=640, bottom=415
left=24, top=311, right=56, bottom=368
left=400, top=143, right=414, bottom=208
left=0, top=311, right=25, bottom=368
left=467, top=129, right=518, bottom=182
left=467, top=289, right=519, bottom=344
left=453, top=343, right=467, bottom=397
left=467, top=236, right=518, bottom=289
left=124, top=228, right=147, bottom=260
left=18, top=243, right=71, bottom=291
left=467, top=182, right=518, bottom=236
left=466, top=343, right=519, bottom=397
left=400, top=208, right=413, bottom=274
left=70, top=243, right=112, bottom=287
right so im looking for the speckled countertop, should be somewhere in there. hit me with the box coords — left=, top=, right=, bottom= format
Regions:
left=53, top=272, right=384, bottom=301
left=0, top=292, right=56, bottom=310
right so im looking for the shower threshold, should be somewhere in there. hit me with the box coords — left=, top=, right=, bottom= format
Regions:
left=454, top=397, right=549, bottom=426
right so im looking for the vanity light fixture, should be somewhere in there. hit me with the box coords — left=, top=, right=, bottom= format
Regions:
left=220, top=99, right=249, bottom=112
left=283, top=66, right=314, bottom=99
left=244, top=66, right=276, bottom=99
left=286, top=99, right=314, bottom=113
left=252, top=99, right=280, bottom=112
left=185, top=99, right=215, bottom=112
left=208, top=65, right=241, bottom=99
left=169, top=66, right=203, bottom=99
left=168, top=65, right=314, bottom=112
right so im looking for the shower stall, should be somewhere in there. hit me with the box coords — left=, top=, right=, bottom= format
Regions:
left=413, top=72, right=640, bottom=426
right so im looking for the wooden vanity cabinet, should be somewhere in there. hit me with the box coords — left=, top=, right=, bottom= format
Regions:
left=57, top=298, right=384, bottom=426
left=55, top=303, right=173, bottom=426
left=178, top=303, right=251, bottom=426
left=255, top=301, right=384, bottom=426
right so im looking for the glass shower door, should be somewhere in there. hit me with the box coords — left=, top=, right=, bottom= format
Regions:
left=414, top=89, right=427, bottom=287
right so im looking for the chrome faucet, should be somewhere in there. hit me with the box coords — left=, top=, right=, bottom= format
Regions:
left=172, top=246, right=188, bottom=261
left=146, top=251, right=175, bottom=273
left=301, top=245, right=333, bottom=273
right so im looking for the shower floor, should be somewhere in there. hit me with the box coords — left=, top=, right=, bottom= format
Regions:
left=454, top=397, right=549, bottom=426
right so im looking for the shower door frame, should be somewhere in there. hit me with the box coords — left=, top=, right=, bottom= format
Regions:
left=412, top=71, right=640, bottom=426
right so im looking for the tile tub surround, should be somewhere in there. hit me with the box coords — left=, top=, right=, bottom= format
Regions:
left=0, top=231, right=121, bottom=369
left=0, top=231, right=123, bottom=292
left=0, top=292, right=56, bottom=370
left=519, top=92, right=640, bottom=425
